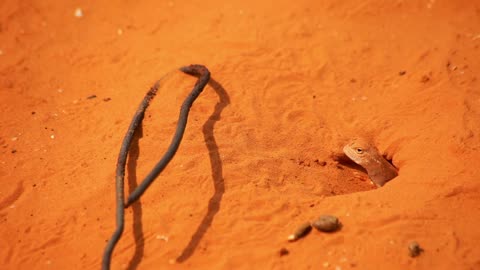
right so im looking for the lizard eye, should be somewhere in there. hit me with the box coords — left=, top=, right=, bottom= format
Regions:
left=356, top=148, right=363, bottom=154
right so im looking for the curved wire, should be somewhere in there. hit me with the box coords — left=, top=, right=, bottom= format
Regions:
left=102, top=65, right=210, bottom=270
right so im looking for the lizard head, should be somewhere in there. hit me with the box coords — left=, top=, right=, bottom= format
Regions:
left=342, top=138, right=378, bottom=166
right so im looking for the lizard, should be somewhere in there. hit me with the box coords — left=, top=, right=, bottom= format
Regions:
left=342, top=138, right=398, bottom=187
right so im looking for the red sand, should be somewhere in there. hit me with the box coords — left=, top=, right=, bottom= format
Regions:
left=1, top=1, right=480, bottom=269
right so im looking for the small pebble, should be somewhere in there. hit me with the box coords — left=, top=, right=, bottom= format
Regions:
left=279, top=247, right=289, bottom=257
left=312, top=215, right=341, bottom=232
left=408, top=241, right=423, bottom=257
left=399, top=70, right=406, bottom=76
left=288, top=222, right=312, bottom=242
left=420, top=75, right=430, bottom=83
left=87, top=95, right=97, bottom=99
left=156, top=235, right=169, bottom=242
left=74, top=8, right=83, bottom=18
left=11, top=149, right=17, bottom=154
left=103, top=97, right=111, bottom=102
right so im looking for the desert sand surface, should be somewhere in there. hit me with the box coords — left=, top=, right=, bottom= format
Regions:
left=1, top=0, right=480, bottom=269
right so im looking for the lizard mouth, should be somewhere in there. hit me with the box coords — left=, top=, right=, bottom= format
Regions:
left=334, top=151, right=368, bottom=174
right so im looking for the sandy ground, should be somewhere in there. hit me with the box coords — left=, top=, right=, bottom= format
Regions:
left=1, top=0, right=480, bottom=269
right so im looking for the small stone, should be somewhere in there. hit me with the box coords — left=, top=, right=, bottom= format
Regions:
left=420, top=75, right=430, bottom=83
left=279, top=247, right=289, bottom=257
left=312, top=215, right=341, bottom=232
left=103, top=97, right=111, bottom=102
left=87, top=95, right=97, bottom=99
left=408, top=241, right=423, bottom=257
left=74, top=8, right=83, bottom=18
left=288, top=222, right=312, bottom=242
left=399, top=70, right=406, bottom=76
left=11, top=149, right=17, bottom=154
left=156, top=235, right=169, bottom=242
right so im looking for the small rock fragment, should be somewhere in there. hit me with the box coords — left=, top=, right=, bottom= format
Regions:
left=312, top=215, right=340, bottom=232
left=103, top=97, right=111, bottom=102
left=399, top=70, right=406, bottom=76
left=288, top=222, right=312, bottom=242
left=279, top=247, right=289, bottom=257
left=11, top=149, right=17, bottom=154
left=408, top=241, right=423, bottom=257
left=420, top=75, right=430, bottom=83
left=87, top=95, right=97, bottom=99
left=74, top=8, right=83, bottom=18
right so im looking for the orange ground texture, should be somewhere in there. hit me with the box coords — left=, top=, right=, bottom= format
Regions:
left=1, top=0, right=480, bottom=269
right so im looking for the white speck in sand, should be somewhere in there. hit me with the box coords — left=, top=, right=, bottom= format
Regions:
left=117, top=28, right=123, bottom=35
left=9, top=204, right=15, bottom=209
left=74, top=8, right=83, bottom=18
left=156, top=235, right=169, bottom=242
left=57, top=88, right=64, bottom=93
left=11, top=137, right=18, bottom=141
left=50, top=135, right=55, bottom=139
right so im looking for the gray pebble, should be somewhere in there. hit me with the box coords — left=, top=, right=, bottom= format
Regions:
left=408, top=241, right=423, bottom=257
left=312, top=215, right=340, bottom=232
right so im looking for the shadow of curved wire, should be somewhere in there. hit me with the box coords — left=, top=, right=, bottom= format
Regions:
left=176, top=78, right=230, bottom=262
left=126, top=126, right=145, bottom=270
